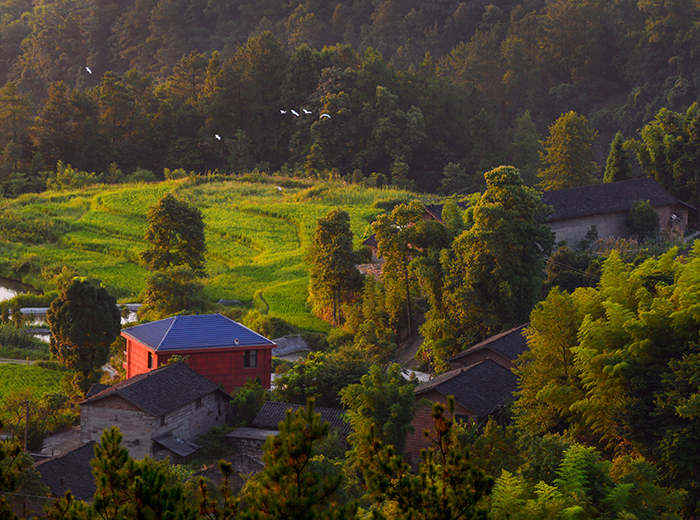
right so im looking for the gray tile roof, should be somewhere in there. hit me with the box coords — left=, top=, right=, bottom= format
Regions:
left=448, top=324, right=528, bottom=365
left=121, top=313, right=275, bottom=351
left=80, top=362, right=230, bottom=417
left=416, top=359, right=517, bottom=418
left=541, top=177, right=694, bottom=222
left=152, top=433, right=200, bottom=458
left=252, top=401, right=351, bottom=436
left=271, top=336, right=310, bottom=357
left=36, top=441, right=96, bottom=501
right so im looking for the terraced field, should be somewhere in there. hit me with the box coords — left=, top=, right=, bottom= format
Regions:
left=0, top=177, right=419, bottom=332
left=0, top=363, right=63, bottom=398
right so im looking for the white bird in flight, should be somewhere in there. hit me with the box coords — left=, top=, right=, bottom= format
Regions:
left=275, top=186, right=282, bottom=191
left=215, top=134, right=221, bottom=140
left=303, top=109, right=312, bottom=115
left=320, top=113, right=331, bottom=119
left=280, top=110, right=287, bottom=114
left=85, top=66, right=92, bottom=74
left=291, top=110, right=300, bottom=116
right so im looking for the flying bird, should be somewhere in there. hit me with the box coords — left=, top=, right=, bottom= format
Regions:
left=280, top=110, right=287, bottom=114
left=215, top=134, right=221, bottom=140
left=320, top=113, right=331, bottom=119
left=275, top=186, right=283, bottom=191
left=303, top=109, right=312, bottom=115
left=85, top=66, right=92, bottom=74
left=291, top=110, right=300, bottom=116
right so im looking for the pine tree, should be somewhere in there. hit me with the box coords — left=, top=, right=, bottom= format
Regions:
left=604, top=131, right=633, bottom=183
left=307, top=208, right=362, bottom=325
left=539, top=111, right=598, bottom=190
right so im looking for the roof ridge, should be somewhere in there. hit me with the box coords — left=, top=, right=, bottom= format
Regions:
left=157, top=317, right=177, bottom=350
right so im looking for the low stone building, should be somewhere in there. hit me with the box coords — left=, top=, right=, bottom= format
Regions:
left=541, top=177, right=695, bottom=246
left=80, top=362, right=231, bottom=461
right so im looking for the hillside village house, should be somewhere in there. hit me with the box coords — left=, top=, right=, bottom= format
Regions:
left=542, top=177, right=695, bottom=246
left=122, top=313, right=276, bottom=393
left=404, top=325, right=528, bottom=463
left=80, top=362, right=231, bottom=461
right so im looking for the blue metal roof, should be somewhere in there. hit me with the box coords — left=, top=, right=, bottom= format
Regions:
left=121, top=314, right=275, bottom=351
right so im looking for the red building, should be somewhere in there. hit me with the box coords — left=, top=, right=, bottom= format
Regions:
left=122, top=314, right=275, bottom=393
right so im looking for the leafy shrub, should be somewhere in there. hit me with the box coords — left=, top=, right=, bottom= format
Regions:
left=125, top=168, right=157, bottom=183
left=625, top=199, right=660, bottom=241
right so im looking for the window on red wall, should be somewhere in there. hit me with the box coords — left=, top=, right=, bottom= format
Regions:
left=244, top=350, right=257, bottom=368
left=148, top=351, right=153, bottom=368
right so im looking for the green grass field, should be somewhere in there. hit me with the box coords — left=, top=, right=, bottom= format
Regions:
left=0, top=364, right=64, bottom=398
left=0, top=177, right=425, bottom=332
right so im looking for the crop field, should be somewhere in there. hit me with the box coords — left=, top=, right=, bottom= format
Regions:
left=0, top=364, right=63, bottom=398
left=0, top=177, right=427, bottom=332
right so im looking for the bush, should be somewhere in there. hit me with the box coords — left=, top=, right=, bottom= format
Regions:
left=625, top=199, right=660, bottom=241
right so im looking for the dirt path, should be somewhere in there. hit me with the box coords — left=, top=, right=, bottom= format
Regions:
left=395, top=331, right=424, bottom=367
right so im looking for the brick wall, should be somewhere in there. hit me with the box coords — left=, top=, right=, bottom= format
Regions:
left=404, top=391, right=474, bottom=463
left=126, top=340, right=273, bottom=394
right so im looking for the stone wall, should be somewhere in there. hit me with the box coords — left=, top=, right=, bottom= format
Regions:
left=80, top=398, right=156, bottom=460
left=152, top=392, right=229, bottom=442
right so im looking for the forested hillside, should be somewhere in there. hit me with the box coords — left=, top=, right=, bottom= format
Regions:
left=0, top=0, right=698, bottom=199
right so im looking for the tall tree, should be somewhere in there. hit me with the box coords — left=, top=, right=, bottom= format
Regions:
left=307, top=208, right=362, bottom=325
left=241, top=399, right=356, bottom=520
left=372, top=201, right=425, bottom=337
left=538, top=111, right=599, bottom=190
left=142, top=193, right=206, bottom=275
left=421, top=166, right=554, bottom=371
left=604, top=131, right=633, bottom=183
left=47, top=279, right=121, bottom=394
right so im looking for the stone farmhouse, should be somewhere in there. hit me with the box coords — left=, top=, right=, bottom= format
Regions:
left=80, top=362, right=231, bottom=461
left=541, top=177, right=695, bottom=246
left=122, top=313, right=276, bottom=393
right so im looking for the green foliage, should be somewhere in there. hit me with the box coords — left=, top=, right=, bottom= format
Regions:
left=307, top=208, right=362, bottom=325
left=420, top=166, right=554, bottom=371
left=604, top=132, right=633, bottom=183
left=241, top=399, right=356, bottom=520
left=341, top=364, right=418, bottom=458
left=46, top=161, right=97, bottom=191
left=545, top=245, right=601, bottom=293
left=142, top=193, right=206, bottom=275
left=625, top=199, right=660, bottom=242
left=538, top=112, right=598, bottom=191
left=47, top=279, right=121, bottom=394
left=515, top=247, right=700, bottom=513
left=272, top=349, right=370, bottom=409
left=138, top=266, right=208, bottom=320
left=229, top=377, right=269, bottom=427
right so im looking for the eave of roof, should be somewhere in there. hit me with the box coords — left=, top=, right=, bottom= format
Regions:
left=541, top=177, right=696, bottom=221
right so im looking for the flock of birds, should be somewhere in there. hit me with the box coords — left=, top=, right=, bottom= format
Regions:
left=281, top=109, right=331, bottom=119
left=83, top=66, right=330, bottom=144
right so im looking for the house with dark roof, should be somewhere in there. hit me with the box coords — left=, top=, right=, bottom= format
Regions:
left=36, top=441, right=97, bottom=502
left=80, top=362, right=231, bottom=461
left=227, top=401, right=351, bottom=461
left=404, top=359, right=518, bottom=462
left=271, top=335, right=311, bottom=362
left=122, top=313, right=276, bottom=393
left=448, top=324, right=528, bottom=371
left=541, top=177, right=695, bottom=246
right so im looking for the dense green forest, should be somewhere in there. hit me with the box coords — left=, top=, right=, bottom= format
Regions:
left=0, top=0, right=699, bottom=200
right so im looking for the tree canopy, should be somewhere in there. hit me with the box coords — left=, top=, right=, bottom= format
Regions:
left=46, top=279, right=121, bottom=394
left=142, top=193, right=206, bottom=275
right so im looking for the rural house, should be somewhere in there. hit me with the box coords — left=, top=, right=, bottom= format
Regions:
left=80, top=362, right=231, bottom=461
left=122, top=313, right=276, bottom=393
left=541, top=177, right=695, bottom=246
left=448, top=324, right=528, bottom=371
left=36, top=441, right=97, bottom=503
left=227, top=401, right=351, bottom=461
left=404, top=325, right=528, bottom=464
left=404, top=359, right=518, bottom=463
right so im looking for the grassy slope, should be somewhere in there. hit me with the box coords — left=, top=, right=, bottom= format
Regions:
left=0, top=178, right=419, bottom=333
left=0, top=364, right=63, bottom=397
